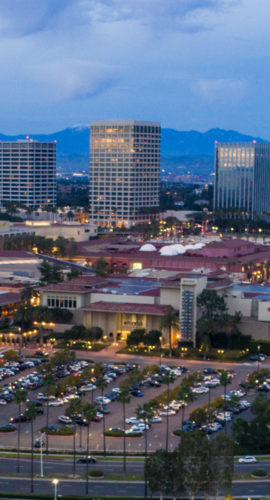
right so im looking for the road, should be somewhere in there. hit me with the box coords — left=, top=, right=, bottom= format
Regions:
left=0, top=345, right=262, bottom=453
left=0, top=476, right=269, bottom=497
left=0, top=456, right=269, bottom=476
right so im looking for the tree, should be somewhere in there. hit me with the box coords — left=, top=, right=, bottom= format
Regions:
left=197, top=289, right=227, bottom=320
left=87, top=326, right=103, bottom=342
left=82, top=402, right=96, bottom=496
left=136, top=403, right=154, bottom=498
left=219, top=311, right=242, bottom=349
left=219, top=370, right=232, bottom=433
left=96, top=376, right=108, bottom=457
left=146, top=450, right=173, bottom=500
left=93, top=257, right=109, bottom=276
left=25, top=403, right=37, bottom=494
left=65, top=398, right=82, bottom=476
left=67, top=268, right=79, bottom=280
left=43, top=373, right=55, bottom=455
left=177, top=385, right=194, bottom=428
left=160, top=310, right=179, bottom=357
left=126, top=329, right=145, bottom=347
left=38, top=261, right=63, bottom=284
left=14, top=305, right=33, bottom=331
left=118, top=389, right=130, bottom=472
left=21, top=286, right=38, bottom=307
left=162, top=372, right=175, bottom=451
left=209, top=433, right=234, bottom=499
left=15, top=388, right=27, bottom=473
left=3, top=349, right=18, bottom=362
left=189, top=407, right=208, bottom=427
left=179, top=431, right=210, bottom=500
left=143, top=330, right=162, bottom=348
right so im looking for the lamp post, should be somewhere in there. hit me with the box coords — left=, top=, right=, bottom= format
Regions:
left=257, top=345, right=261, bottom=372
left=52, top=479, right=59, bottom=500
left=40, top=433, right=46, bottom=477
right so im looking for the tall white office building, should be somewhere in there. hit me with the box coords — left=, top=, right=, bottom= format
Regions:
left=89, top=120, right=160, bottom=227
left=0, top=140, right=56, bottom=207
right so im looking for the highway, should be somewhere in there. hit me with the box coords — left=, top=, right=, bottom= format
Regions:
left=0, top=476, right=269, bottom=497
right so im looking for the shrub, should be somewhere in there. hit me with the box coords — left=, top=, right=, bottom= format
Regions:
left=89, top=470, right=104, bottom=477
left=251, top=469, right=267, bottom=477
left=41, top=426, right=75, bottom=436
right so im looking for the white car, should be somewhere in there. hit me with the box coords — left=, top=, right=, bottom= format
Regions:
left=125, top=426, right=143, bottom=435
left=159, top=408, right=176, bottom=416
left=125, top=417, right=143, bottom=425
left=80, top=384, right=96, bottom=392
left=150, top=416, right=162, bottom=423
left=0, top=399, right=7, bottom=405
left=238, top=456, right=257, bottom=464
left=95, top=396, right=111, bottom=405
left=58, top=415, right=72, bottom=424
left=48, top=400, right=64, bottom=407
left=112, top=387, right=121, bottom=394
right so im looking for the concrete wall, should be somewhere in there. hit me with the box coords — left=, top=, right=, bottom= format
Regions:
left=90, top=293, right=156, bottom=305
left=226, top=297, right=252, bottom=317
left=258, top=301, right=270, bottom=321
left=160, top=288, right=179, bottom=309
left=240, top=317, right=270, bottom=341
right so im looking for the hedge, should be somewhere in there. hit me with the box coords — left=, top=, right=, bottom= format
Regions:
left=251, top=469, right=268, bottom=477
left=0, top=427, right=16, bottom=433
left=89, top=469, right=104, bottom=477
left=41, top=426, right=75, bottom=436
left=104, top=430, right=142, bottom=437
left=0, top=494, right=161, bottom=500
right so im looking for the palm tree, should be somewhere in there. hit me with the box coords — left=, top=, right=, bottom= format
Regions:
left=136, top=403, right=154, bottom=498
left=162, top=372, right=175, bottom=451
left=43, top=373, right=55, bottom=455
left=160, top=310, right=179, bottom=357
left=96, top=375, right=108, bottom=457
left=25, top=403, right=37, bottom=494
left=82, top=402, right=96, bottom=496
left=15, top=388, right=27, bottom=473
left=118, top=389, right=130, bottom=472
left=219, top=370, right=232, bottom=434
left=65, top=398, right=82, bottom=476
left=177, top=385, right=194, bottom=428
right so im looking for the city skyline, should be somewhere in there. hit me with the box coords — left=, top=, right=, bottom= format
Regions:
left=0, top=1, right=270, bottom=137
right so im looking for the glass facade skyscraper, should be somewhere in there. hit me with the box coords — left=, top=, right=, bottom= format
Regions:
left=214, top=142, right=270, bottom=218
left=89, top=120, right=160, bottom=227
left=0, top=140, right=56, bottom=207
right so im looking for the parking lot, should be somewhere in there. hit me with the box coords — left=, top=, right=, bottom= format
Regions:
left=0, top=347, right=266, bottom=453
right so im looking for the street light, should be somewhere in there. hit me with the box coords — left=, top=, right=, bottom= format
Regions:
left=257, top=345, right=261, bottom=372
left=52, top=479, right=59, bottom=500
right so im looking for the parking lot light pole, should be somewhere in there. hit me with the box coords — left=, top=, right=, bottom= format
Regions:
left=257, top=345, right=261, bottom=372
left=40, top=433, right=46, bottom=477
left=52, top=478, right=59, bottom=500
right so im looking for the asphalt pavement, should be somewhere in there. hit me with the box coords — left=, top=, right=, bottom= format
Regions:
left=0, top=476, right=269, bottom=497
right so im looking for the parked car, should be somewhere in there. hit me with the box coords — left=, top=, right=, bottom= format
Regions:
left=58, top=415, right=72, bottom=425
left=130, top=390, right=144, bottom=397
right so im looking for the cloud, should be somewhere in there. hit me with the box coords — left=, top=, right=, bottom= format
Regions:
left=30, top=59, right=119, bottom=100
left=193, top=78, right=247, bottom=101
left=82, top=0, right=235, bottom=32
left=0, top=0, right=74, bottom=37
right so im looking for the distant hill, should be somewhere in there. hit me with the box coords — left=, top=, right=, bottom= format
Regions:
left=0, top=126, right=266, bottom=181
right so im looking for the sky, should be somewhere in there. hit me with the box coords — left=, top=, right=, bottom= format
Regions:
left=1, top=0, right=270, bottom=137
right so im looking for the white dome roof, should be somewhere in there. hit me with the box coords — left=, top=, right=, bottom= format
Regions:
left=139, top=243, right=157, bottom=252
left=160, top=245, right=179, bottom=256
left=173, top=244, right=186, bottom=255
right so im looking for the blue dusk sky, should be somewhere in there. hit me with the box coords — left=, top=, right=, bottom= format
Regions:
left=0, top=0, right=270, bottom=136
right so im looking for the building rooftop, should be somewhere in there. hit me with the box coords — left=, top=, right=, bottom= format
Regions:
left=82, top=301, right=176, bottom=315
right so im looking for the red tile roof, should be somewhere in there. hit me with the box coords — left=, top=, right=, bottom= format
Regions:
left=0, top=292, right=22, bottom=306
left=82, top=301, right=177, bottom=316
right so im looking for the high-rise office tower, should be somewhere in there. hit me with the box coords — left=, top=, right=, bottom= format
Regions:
left=0, top=140, right=56, bottom=207
left=89, top=120, right=160, bottom=227
left=214, top=141, right=270, bottom=219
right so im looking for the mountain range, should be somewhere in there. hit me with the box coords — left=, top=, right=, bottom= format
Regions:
left=0, top=127, right=266, bottom=182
